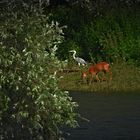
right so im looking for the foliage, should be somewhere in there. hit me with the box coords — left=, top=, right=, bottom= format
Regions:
left=52, top=4, right=140, bottom=65
left=0, top=9, right=78, bottom=140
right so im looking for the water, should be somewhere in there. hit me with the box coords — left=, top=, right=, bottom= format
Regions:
left=63, top=91, right=140, bottom=140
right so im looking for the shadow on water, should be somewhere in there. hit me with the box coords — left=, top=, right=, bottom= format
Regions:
left=63, top=91, right=140, bottom=140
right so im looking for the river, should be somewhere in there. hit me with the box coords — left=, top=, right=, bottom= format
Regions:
left=63, top=91, right=140, bottom=140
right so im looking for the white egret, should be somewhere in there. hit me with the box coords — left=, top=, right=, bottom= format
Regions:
left=69, top=50, right=87, bottom=66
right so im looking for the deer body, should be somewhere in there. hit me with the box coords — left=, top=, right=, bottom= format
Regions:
left=82, top=62, right=112, bottom=84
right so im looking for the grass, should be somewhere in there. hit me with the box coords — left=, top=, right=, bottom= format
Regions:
left=59, top=62, right=140, bottom=93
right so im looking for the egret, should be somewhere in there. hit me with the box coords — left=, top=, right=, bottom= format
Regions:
left=69, top=50, right=87, bottom=66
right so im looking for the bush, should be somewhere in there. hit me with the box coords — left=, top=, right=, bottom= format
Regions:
left=0, top=9, right=78, bottom=140
left=51, top=5, right=140, bottom=65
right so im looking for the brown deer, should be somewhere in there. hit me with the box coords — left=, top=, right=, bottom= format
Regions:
left=82, top=62, right=112, bottom=84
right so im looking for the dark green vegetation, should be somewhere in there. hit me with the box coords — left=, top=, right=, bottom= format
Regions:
left=0, top=3, right=78, bottom=140
left=52, top=3, right=140, bottom=65
left=0, top=0, right=140, bottom=140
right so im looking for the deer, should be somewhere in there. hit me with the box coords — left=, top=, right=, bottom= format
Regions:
left=82, top=62, right=112, bottom=85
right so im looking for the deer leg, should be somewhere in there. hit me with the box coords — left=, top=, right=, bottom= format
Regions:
left=106, top=69, right=112, bottom=81
left=89, top=74, right=94, bottom=85
left=109, top=69, right=112, bottom=81
left=101, top=71, right=106, bottom=81
left=96, top=74, right=100, bottom=82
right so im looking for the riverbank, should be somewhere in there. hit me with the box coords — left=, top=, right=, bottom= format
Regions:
left=59, top=63, right=140, bottom=93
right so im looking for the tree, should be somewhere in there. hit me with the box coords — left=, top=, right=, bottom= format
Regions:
left=0, top=9, right=78, bottom=140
